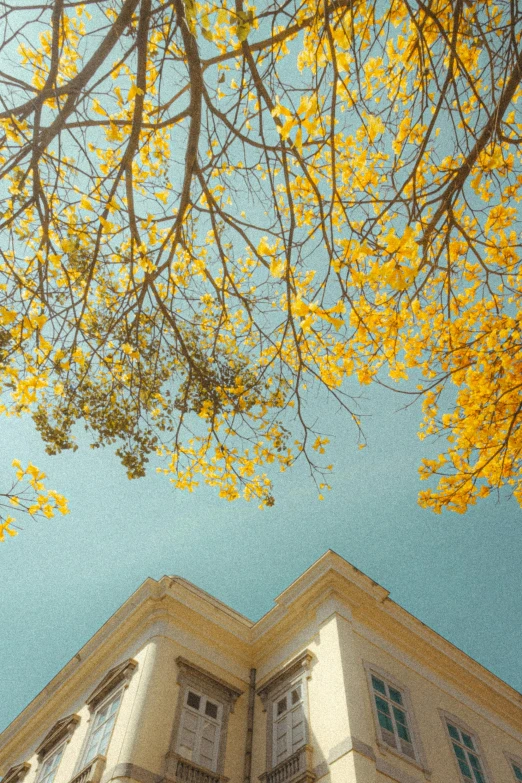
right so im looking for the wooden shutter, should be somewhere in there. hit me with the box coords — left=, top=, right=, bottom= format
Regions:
left=290, top=701, right=305, bottom=753
left=178, top=692, right=222, bottom=771
left=274, top=711, right=290, bottom=765
left=178, top=709, right=199, bottom=760
left=198, top=709, right=220, bottom=770
left=273, top=683, right=306, bottom=766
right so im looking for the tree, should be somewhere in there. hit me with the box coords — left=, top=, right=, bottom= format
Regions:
left=0, top=0, right=521, bottom=522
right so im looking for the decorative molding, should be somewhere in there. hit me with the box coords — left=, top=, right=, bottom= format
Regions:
left=86, top=660, right=137, bottom=710
left=1, top=762, right=31, bottom=783
left=313, top=735, right=376, bottom=780
left=36, top=714, right=80, bottom=759
left=175, top=658, right=242, bottom=711
left=257, top=651, right=314, bottom=710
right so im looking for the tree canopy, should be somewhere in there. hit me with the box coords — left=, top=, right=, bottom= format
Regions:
left=0, top=0, right=521, bottom=526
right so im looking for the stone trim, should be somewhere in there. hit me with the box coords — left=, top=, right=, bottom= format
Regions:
left=1, top=763, right=31, bottom=783
left=313, top=736, right=376, bottom=780
left=327, top=735, right=376, bottom=765
left=257, top=651, right=314, bottom=710
left=36, top=715, right=80, bottom=759
left=175, top=658, right=242, bottom=711
left=86, top=660, right=137, bottom=710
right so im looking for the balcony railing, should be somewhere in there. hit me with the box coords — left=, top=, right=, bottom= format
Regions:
left=260, top=746, right=315, bottom=783
left=167, top=754, right=228, bottom=783
left=68, top=756, right=106, bottom=783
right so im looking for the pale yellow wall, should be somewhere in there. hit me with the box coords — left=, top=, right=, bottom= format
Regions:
left=7, top=641, right=151, bottom=783
left=346, top=622, right=522, bottom=783
left=1, top=623, right=250, bottom=783
left=249, top=598, right=522, bottom=783
left=2, top=565, right=522, bottom=783
left=120, top=632, right=249, bottom=783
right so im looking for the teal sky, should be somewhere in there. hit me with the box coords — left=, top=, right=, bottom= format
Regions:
left=1, top=381, right=521, bottom=734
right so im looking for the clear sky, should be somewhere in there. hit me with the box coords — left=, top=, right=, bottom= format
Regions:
left=1, top=380, right=521, bottom=735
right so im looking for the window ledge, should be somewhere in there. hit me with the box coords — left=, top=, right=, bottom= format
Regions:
left=168, top=753, right=229, bottom=783
left=376, top=742, right=431, bottom=779
left=259, top=746, right=315, bottom=783
left=68, top=755, right=106, bottom=783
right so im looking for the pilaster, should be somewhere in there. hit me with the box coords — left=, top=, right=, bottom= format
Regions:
left=312, top=594, right=377, bottom=783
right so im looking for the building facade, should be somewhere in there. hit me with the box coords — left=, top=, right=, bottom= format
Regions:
left=1, top=551, right=522, bottom=783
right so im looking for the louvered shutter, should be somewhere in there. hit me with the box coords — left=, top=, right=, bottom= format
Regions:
left=273, top=683, right=306, bottom=766
left=274, top=712, right=290, bottom=765
left=178, top=691, right=222, bottom=771
left=199, top=716, right=219, bottom=770
left=178, top=709, right=198, bottom=760
left=291, top=701, right=305, bottom=753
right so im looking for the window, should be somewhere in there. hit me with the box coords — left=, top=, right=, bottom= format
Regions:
left=81, top=689, right=123, bottom=766
left=33, top=713, right=79, bottom=783
left=36, top=745, right=65, bottom=783
left=257, top=650, right=314, bottom=783
left=370, top=674, right=415, bottom=760
left=445, top=722, right=488, bottom=783
left=177, top=688, right=223, bottom=771
left=166, top=657, right=242, bottom=780
left=77, top=658, right=137, bottom=773
left=272, top=682, right=306, bottom=767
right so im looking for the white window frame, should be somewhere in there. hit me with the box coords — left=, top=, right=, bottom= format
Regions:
left=35, top=742, right=66, bottom=783
left=166, top=657, right=242, bottom=779
left=271, top=679, right=306, bottom=768
left=439, top=711, right=491, bottom=783
left=364, top=663, right=428, bottom=773
left=257, top=650, right=314, bottom=778
left=75, top=658, right=136, bottom=776
left=176, top=687, right=223, bottom=771
left=79, top=686, right=124, bottom=769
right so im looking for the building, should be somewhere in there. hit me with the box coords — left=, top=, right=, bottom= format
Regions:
left=1, top=551, right=522, bottom=783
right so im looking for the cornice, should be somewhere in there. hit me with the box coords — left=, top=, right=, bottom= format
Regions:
left=251, top=554, right=522, bottom=721
left=257, top=650, right=314, bottom=707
